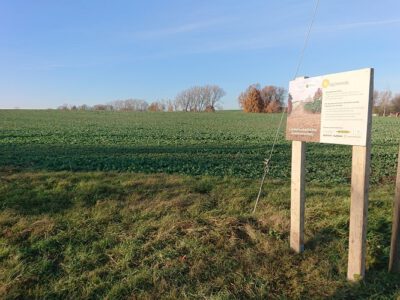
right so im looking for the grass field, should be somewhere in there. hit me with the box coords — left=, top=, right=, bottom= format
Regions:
left=0, top=110, right=400, bottom=298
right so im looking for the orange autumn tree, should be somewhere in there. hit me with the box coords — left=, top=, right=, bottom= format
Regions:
left=239, top=84, right=286, bottom=113
left=238, top=85, right=263, bottom=112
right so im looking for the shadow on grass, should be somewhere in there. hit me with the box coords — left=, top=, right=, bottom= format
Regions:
left=0, top=178, right=73, bottom=215
left=305, top=227, right=343, bottom=251
left=0, top=172, right=129, bottom=215
left=0, top=143, right=288, bottom=174
left=305, top=194, right=400, bottom=298
left=0, top=143, right=362, bottom=184
left=333, top=269, right=400, bottom=299
left=304, top=224, right=400, bottom=298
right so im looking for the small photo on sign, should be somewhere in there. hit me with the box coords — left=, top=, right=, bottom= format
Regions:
left=286, top=76, right=323, bottom=143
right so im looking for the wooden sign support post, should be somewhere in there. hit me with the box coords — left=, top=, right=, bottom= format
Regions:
left=290, top=141, right=306, bottom=253
left=347, top=70, right=373, bottom=281
left=389, top=145, right=400, bottom=272
left=347, top=145, right=371, bottom=280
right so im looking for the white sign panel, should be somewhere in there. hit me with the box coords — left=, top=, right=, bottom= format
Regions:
left=286, top=68, right=373, bottom=146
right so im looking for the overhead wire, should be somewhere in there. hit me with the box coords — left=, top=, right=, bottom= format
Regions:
left=252, top=0, right=320, bottom=214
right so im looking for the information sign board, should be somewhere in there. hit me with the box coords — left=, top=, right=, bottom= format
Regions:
left=286, top=68, right=372, bottom=146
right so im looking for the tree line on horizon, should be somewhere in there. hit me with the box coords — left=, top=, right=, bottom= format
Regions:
left=57, top=83, right=289, bottom=113
left=58, top=84, right=400, bottom=115
left=58, top=85, right=226, bottom=113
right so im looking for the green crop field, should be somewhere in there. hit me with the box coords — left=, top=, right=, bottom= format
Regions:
left=0, top=110, right=399, bottom=183
left=0, top=110, right=400, bottom=299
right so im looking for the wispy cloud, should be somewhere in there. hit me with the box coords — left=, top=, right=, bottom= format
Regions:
left=125, top=26, right=303, bottom=61
left=188, top=32, right=300, bottom=54
left=25, top=17, right=400, bottom=69
left=132, top=17, right=235, bottom=39
left=132, top=17, right=400, bottom=57
left=315, top=18, right=400, bottom=32
left=196, top=18, right=400, bottom=53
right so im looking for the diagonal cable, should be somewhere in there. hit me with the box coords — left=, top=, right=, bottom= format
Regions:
left=252, top=0, right=320, bottom=214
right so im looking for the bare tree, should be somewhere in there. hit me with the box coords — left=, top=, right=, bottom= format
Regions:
left=165, top=99, right=174, bottom=112
left=137, top=100, right=149, bottom=111
left=373, top=90, right=381, bottom=114
left=57, top=104, right=70, bottom=110
left=391, top=94, right=400, bottom=113
left=260, top=86, right=285, bottom=112
left=174, top=85, right=225, bottom=112
left=111, top=100, right=124, bottom=111
left=375, top=90, right=393, bottom=116
left=108, top=99, right=149, bottom=111
left=207, top=85, right=226, bottom=109
left=78, top=104, right=90, bottom=111
left=381, top=90, right=392, bottom=116
left=175, top=89, right=191, bottom=112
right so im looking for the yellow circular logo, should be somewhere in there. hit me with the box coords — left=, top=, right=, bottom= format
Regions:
left=322, top=79, right=330, bottom=88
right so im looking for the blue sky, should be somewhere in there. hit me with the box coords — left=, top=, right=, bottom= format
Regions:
left=1, top=0, right=399, bottom=109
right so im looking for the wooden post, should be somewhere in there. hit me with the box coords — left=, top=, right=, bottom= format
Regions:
left=389, top=146, right=400, bottom=272
left=347, top=69, right=373, bottom=281
left=347, top=145, right=371, bottom=280
left=290, top=141, right=306, bottom=253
